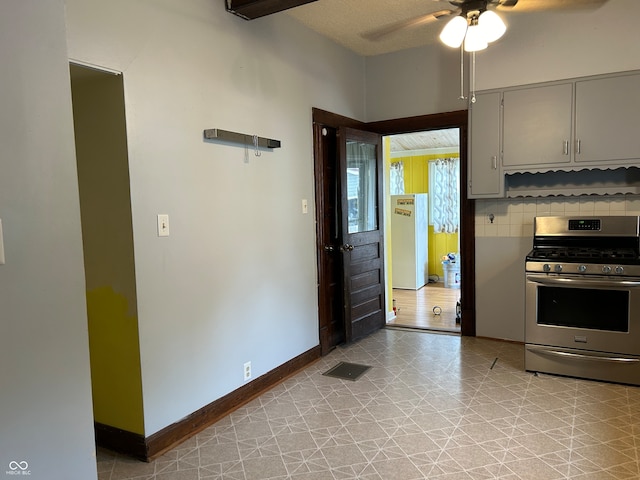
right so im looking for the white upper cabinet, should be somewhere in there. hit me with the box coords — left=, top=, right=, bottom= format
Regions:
left=574, top=73, right=640, bottom=164
left=468, top=70, right=640, bottom=199
left=469, top=92, right=503, bottom=198
left=503, top=83, right=573, bottom=168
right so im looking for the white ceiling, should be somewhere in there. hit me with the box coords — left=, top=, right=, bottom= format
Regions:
left=286, top=0, right=609, bottom=56
left=389, top=129, right=460, bottom=153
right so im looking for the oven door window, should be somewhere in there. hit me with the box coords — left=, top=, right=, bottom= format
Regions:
left=537, top=286, right=629, bottom=332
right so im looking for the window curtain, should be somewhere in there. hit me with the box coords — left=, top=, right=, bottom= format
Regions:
left=429, top=158, right=460, bottom=233
left=390, top=162, right=405, bottom=195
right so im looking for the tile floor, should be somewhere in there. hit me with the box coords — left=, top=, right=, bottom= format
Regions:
left=97, top=329, right=640, bottom=479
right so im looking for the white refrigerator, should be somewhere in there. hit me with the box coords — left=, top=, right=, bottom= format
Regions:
left=391, top=194, right=429, bottom=290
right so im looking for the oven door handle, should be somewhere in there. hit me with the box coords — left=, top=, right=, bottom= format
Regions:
left=528, top=346, right=640, bottom=364
left=527, top=274, right=640, bottom=289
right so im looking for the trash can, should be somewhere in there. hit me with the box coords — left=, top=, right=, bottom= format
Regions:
left=443, top=262, right=460, bottom=288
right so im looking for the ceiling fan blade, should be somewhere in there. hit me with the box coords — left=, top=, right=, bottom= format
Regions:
left=361, top=9, right=457, bottom=42
left=496, top=0, right=609, bottom=12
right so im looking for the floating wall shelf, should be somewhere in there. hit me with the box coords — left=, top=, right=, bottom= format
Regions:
left=203, top=129, right=281, bottom=149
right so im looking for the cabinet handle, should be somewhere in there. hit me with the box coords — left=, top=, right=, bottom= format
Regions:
left=576, top=139, right=581, bottom=154
left=563, top=140, right=569, bottom=155
left=491, top=155, right=497, bottom=170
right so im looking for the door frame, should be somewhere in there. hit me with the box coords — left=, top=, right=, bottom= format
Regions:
left=313, top=108, right=475, bottom=354
left=367, top=110, right=475, bottom=337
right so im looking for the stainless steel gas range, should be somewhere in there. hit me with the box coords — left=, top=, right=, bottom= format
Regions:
left=525, top=215, right=640, bottom=385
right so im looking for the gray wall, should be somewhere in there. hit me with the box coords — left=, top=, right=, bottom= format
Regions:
left=65, top=0, right=367, bottom=436
left=0, top=1, right=97, bottom=479
left=365, top=45, right=465, bottom=122
left=475, top=237, right=531, bottom=341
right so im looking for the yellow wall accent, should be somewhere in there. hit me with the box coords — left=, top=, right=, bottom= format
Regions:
left=384, top=137, right=393, bottom=313
left=87, top=286, right=145, bottom=434
left=428, top=225, right=459, bottom=280
left=395, top=154, right=459, bottom=280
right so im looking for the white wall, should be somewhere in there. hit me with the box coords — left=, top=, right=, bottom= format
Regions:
left=65, top=0, right=366, bottom=436
left=0, top=1, right=97, bottom=479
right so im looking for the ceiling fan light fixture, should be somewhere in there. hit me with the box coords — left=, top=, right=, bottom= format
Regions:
left=439, top=15, right=468, bottom=48
left=464, top=23, right=488, bottom=52
left=478, top=10, right=506, bottom=43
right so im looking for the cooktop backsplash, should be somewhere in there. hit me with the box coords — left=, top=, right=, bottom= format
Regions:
left=475, top=194, right=640, bottom=238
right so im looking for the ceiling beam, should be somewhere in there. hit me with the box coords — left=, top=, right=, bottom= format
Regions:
left=225, top=0, right=318, bottom=20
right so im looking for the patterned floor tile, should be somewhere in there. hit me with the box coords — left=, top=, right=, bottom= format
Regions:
left=98, top=329, right=640, bottom=479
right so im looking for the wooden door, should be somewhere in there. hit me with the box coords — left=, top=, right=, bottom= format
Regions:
left=338, top=127, right=386, bottom=343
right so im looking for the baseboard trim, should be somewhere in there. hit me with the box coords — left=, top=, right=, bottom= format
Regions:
left=95, top=345, right=321, bottom=462
left=94, top=423, right=147, bottom=461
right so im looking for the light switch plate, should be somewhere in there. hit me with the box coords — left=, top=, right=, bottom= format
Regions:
left=302, top=199, right=308, bottom=214
left=0, top=219, right=5, bottom=264
left=157, top=214, right=170, bottom=237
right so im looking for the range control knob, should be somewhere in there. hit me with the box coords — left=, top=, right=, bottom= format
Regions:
left=578, top=265, right=587, bottom=273
left=543, top=264, right=551, bottom=272
left=602, top=265, right=612, bottom=274
left=554, top=264, right=563, bottom=273
left=615, top=266, right=625, bottom=274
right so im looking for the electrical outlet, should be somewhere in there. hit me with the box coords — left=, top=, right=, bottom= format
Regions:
left=244, top=361, right=252, bottom=381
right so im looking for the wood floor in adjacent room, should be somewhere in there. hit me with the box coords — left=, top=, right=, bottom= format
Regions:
left=388, top=282, right=461, bottom=333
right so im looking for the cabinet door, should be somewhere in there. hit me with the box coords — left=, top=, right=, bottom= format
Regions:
left=575, top=73, right=640, bottom=164
left=503, top=83, right=573, bottom=167
left=469, top=92, right=502, bottom=198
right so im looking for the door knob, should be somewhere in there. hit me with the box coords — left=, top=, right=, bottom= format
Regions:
left=340, top=244, right=354, bottom=252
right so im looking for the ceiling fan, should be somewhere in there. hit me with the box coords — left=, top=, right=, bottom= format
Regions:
left=362, top=0, right=609, bottom=47
left=361, top=0, right=608, bottom=102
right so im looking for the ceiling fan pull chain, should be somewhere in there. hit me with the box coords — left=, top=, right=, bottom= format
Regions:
left=470, top=51, right=477, bottom=104
left=459, top=43, right=465, bottom=101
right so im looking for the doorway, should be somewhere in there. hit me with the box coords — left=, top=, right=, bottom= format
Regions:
left=69, top=63, right=145, bottom=444
left=313, top=108, right=475, bottom=355
left=384, top=129, right=462, bottom=333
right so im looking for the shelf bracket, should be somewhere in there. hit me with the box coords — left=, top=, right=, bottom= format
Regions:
left=203, top=128, right=281, bottom=150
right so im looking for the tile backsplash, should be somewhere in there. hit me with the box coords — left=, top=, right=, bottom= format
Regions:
left=475, top=194, right=640, bottom=237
